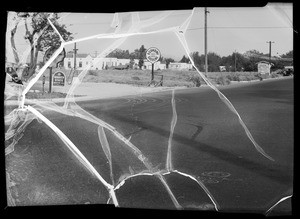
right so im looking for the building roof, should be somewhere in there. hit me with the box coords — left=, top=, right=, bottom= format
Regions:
left=66, top=53, right=89, bottom=58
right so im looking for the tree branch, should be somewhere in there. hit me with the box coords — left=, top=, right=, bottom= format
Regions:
left=10, top=20, right=20, bottom=64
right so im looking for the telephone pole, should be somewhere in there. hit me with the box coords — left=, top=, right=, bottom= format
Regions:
left=234, top=50, right=237, bottom=72
left=204, top=7, right=209, bottom=77
left=73, top=43, right=78, bottom=74
left=266, top=41, right=275, bottom=63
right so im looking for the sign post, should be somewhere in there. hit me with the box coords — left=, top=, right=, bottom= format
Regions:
left=151, top=63, right=154, bottom=80
left=43, top=47, right=66, bottom=93
left=42, top=75, right=45, bottom=94
left=146, top=47, right=161, bottom=83
left=49, top=67, right=52, bottom=93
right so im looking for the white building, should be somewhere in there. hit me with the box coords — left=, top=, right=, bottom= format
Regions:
left=143, top=61, right=166, bottom=70
left=64, top=53, right=140, bottom=70
left=168, top=62, right=193, bottom=70
left=64, top=53, right=190, bottom=71
left=219, top=66, right=227, bottom=72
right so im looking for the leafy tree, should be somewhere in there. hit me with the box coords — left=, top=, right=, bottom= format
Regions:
left=281, top=50, right=293, bottom=59
left=180, top=55, right=190, bottom=63
left=207, top=52, right=222, bottom=72
left=129, top=49, right=140, bottom=59
left=190, top=51, right=204, bottom=71
left=107, top=49, right=131, bottom=59
left=129, top=58, right=135, bottom=69
left=159, top=55, right=164, bottom=62
left=163, top=57, right=175, bottom=69
left=220, top=52, right=248, bottom=72
left=10, top=12, right=73, bottom=80
left=138, top=45, right=146, bottom=69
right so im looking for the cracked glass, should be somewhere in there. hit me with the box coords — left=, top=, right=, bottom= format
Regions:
left=5, top=4, right=293, bottom=215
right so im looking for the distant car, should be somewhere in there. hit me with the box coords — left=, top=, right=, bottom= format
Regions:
left=6, top=67, right=23, bottom=85
left=278, top=69, right=293, bottom=76
left=285, top=69, right=293, bottom=76
left=283, top=66, right=294, bottom=76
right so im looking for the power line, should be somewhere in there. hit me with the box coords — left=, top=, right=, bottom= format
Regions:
left=67, top=22, right=111, bottom=25
left=187, top=26, right=292, bottom=30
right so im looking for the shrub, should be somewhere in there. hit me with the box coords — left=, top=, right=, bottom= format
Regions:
left=88, top=70, right=98, bottom=76
left=271, top=72, right=279, bottom=78
left=216, top=75, right=231, bottom=85
left=131, top=76, right=140, bottom=80
left=254, top=73, right=264, bottom=81
left=227, top=73, right=241, bottom=81
left=187, top=75, right=201, bottom=87
left=245, top=76, right=252, bottom=81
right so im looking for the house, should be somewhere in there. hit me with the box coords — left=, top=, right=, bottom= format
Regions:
left=143, top=61, right=166, bottom=70
left=64, top=53, right=192, bottom=71
left=168, top=62, right=193, bottom=70
left=219, top=66, right=226, bottom=72
left=64, top=53, right=139, bottom=70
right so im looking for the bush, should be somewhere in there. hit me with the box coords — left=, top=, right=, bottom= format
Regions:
left=187, top=75, right=201, bottom=87
left=131, top=76, right=140, bottom=80
left=216, top=75, right=231, bottom=85
left=226, top=73, right=241, bottom=82
left=270, top=72, right=280, bottom=78
left=245, top=76, right=252, bottom=81
left=254, top=73, right=271, bottom=81
left=88, top=70, right=98, bottom=76
left=254, top=73, right=263, bottom=81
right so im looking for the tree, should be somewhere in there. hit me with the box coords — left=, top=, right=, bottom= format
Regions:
left=220, top=52, right=248, bottom=72
left=190, top=51, right=203, bottom=71
left=281, top=50, right=293, bottom=59
left=207, top=52, right=222, bottom=72
left=180, top=55, right=190, bottom=63
left=10, top=13, right=73, bottom=81
left=129, top=58, right=135, bottom=69
left=107, top=49, right=131, bottom=59
left=163, top=58, right=175, bottom=69
left=9, top=13, right=28, bottom=65
left=138, top=45, right=146, bottom=69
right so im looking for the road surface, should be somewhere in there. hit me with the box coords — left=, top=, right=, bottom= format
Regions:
left=5, top=77, right=293, bottom=215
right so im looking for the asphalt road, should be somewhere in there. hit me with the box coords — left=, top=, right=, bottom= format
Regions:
left=5, top=77, right=293, bottom=215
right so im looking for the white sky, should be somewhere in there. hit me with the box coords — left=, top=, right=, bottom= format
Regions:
left=6, top=3, right=293, bottom=63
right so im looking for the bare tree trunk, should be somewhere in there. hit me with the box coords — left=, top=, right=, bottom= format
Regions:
left=23, top=45, right=37, bottom=81
left=10, top=23, right=20, bottom=65
left=22, top=19, right=37, bottom=80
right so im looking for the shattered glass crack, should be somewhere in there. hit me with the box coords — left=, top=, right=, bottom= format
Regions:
left=5, top=7, right=293, bottom=214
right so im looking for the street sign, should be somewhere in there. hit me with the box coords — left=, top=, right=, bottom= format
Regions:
left=257, top=61, right=271, bottom=74
left=146, top=47, right=161, bottom=64
left=52, top=71, right=65, bottom=86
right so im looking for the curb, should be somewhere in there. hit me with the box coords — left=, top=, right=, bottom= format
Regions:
left=5, top=77, right=291, bottom=106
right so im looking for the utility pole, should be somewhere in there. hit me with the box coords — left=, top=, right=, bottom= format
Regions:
left=73, top=42, right=78, bottom=75
left=266, top=41, right=275, bottom=63
left=204, top=7, right=209, bottom=77
left=234, top=50, right=237, bottom=72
